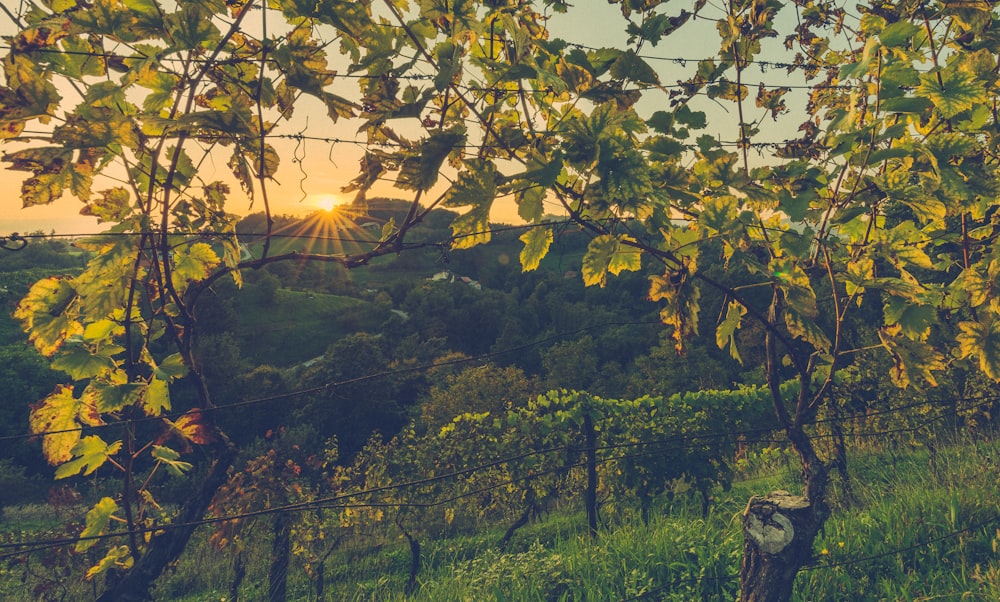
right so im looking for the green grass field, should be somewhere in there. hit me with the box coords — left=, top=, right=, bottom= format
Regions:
left=232, top=288, right=387, bottom=366
left=114, top=432, right=1000, bottom=600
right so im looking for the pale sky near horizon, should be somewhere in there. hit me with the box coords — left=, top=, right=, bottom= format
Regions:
left=0, top=1, right=805, bottom=237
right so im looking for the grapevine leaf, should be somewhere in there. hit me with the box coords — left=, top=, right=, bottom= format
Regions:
left=14, top=276, right=82, bottom=357
left=879, top=21, right=921, bottom=47
left=144, top=377, right=171, bottom=416
left=883, top=297, right=935, bottom=340
left=519, top=227, right=553, bottom=272
left=880, top=96, right=933, bottom=115
left=85, top=545, right=133, bottom=580
left=164, top=4, right=220, bottom=51
left=50, top=347, right=116, bottom=380
left=608, top=240, right=642, bottom=275
left=444, top=159, right=497, bottom=249
left=81, top=187, right=131, bottom=223
left=649, top=270, right=701, bottom=353
left=154, top=353, right=188, bottom=381
left=397, top=130, right=466, bottom=192
left=916, top=69, right=985, bottom=119
left=30, top=384, right=102, bottom=465
left=138, top=69, right=178, bottom=113
left=879, top=325, right=945, bottom=389
left=784, top=289, right=831, bottom=352
left=582, top=235, right=641, bottom=287
left=171, top=242, right=220, bottom=289
left=55, top=436, right=122, bottom=480
left=85, top=381, right=143, bottom=413
left=956, top=318, right=1000, bottom=381
left=844, top=257, right=874, bottom=303
left=698, top=195, right=740, bottom=235
left=716, top=301, right=746, bottom=363
left=434, top=41, right=460, bottom=92
left=517, top=185, right=546, bottom=222
left=76, top=497, right=119, bottom=553
left=151, top=445, right=192, bottom=477
left=609, top=50, right=660, bottom=85
left=450, top=211, right=490, bottom=250
left=161, top=410, right=216, bottom=447
left=2, top=54, right=61, bottom=122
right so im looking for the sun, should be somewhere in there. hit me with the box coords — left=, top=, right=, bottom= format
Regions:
left=308, top=193, right=344, bottom=213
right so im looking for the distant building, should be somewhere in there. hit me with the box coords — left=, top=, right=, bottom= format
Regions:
left=428, top=271, right=481, bottom=289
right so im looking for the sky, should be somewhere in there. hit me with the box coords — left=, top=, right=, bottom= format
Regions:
left=0, top=1, right=805, bottom=237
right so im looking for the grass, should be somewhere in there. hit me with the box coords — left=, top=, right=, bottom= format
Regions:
left=233, top=289, right=387, bottom=366
left=4, top=433, right=1000, bottom=600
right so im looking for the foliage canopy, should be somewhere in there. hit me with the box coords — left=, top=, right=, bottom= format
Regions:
left=4, top=0, right=1000, bottom=599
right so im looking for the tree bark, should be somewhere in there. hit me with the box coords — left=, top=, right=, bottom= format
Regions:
left=739, top=490, right=823, bottom=602
left=499, top=503, right=533, bottom=551
left=229, top=548, right=246, bottom=602
left=400, top=525, right=421, bottom=595
left=96, top=442, right=237, bottom=602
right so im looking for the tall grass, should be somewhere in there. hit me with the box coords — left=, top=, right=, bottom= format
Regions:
left=5, top=432, right=1000, bottom=601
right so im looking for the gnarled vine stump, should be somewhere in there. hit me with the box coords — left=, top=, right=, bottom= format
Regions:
left=739, top=490, right=820, bottom=602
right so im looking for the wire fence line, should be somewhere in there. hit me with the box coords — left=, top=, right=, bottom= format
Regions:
left=0, top=391, right=994, bottom=559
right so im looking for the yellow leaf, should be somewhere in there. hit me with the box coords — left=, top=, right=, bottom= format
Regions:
left=14, top=277, right=82, bottom=357
left=30, top=385, right=102, bottom=465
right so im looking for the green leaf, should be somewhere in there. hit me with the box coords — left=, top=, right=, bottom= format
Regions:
left=56, top=436, right=122, bottom=480
left=777, top=228, right=814, bottom=259
left=434, top=41, right=460, bottom=92
left=649, top=269, right=701, bottom=352
left=519, top=227, right=553, bottom=272
left=916, top=69, right=986, bottom=119
left=445, top=160, right=497, bottom=250
left=51, top=347, right=116, bottom=380
left=778, top=189, right=811, bottom=222
left=643, top=136, right=686, bottom=158
left=517, top=185, right=546, bottom=222
left=772, top=257, right=830, bottom=351
left=880, top=96, right=933, bottom=115
left=883, top=297, right=935, bottom=340
left=82, top=188, right=132, bottom=223
left=956, top=318, right=1000, bottom=381
left=698, top=195, right=740, bottom=234
left=151, top=445, right=192, bottom=477
left=450, top=211, right=490, bottom=250
left=77, top=497, right=119, bottom=553
left=85, top=381, right=143, bottom=413
left=879, top=21, right=921, bottom=47
left=582, top=235, right=641, bottom=287
left=844, top=257, right=874, bottom=303
left=171, top=243, right=220, bottom=289
left=85, top=545, right=133, bottom=580
left=144, top=377, right=171, bottom=416
left=716, top=301, right=746, bottom=363
left=281, top=0, right=371, bottom=36
left=154, top=353, right=188, bottom=381
left=840, top=36, right=879, bottom=79
left=138, top=69, right=178, bottom=113
left=397, top=130, right=466, bottom=192
left=785, top=289, right=831, bottom=352
left=609, top=50, right=659, bottom=85
left=164, top=4, right=220, bottom=51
